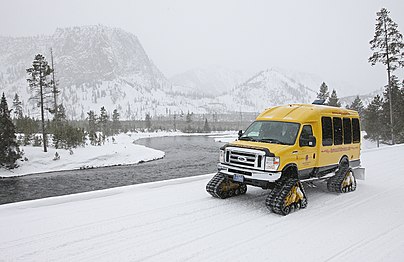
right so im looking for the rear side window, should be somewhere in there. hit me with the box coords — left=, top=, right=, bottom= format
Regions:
left=343, top=118, right=352, bottom=144
left=333, top=118, right=343, bottom=145
left=352, top=118, right=361, bottom=143
left=322, top=117, right=333, bottom=146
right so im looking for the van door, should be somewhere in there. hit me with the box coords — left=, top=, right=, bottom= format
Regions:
left=296, top=124, right=317, bottom=179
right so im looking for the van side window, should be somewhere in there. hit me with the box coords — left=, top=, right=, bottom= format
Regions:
left=299, top=125, right=313, bottom=147
left=333, top=117, right=343, bottom=145
left=322, top=117, right=333, bottom=146
left=343, top=118, right=352, bottom=144
left=352, top=118, right=361, bottom=143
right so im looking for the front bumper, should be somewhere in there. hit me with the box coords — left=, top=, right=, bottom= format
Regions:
left=217, top=163, right=282, bottom=183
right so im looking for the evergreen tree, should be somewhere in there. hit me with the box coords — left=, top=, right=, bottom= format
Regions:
left=327, top=89, right=341, bottom=107
left=0, top=93, right=21, bottom=168
left=363, top=95, right=384, bottom=146
left=12, top=93, right=23, bottom=119
left=51, top=104, right=67, bottom=149
left=203, top=118, right=211, bottom=133
left=87, top=110, right=97, bottom=145
left=145, top=113, right=152, bottom=130
left=381, top=75, right=404, bottom=143
left=317, top=82, right=330, bottom=102
left=185, top=111, right=193, bottom=133
left=26, top=54, right=53, bottom=152
left=347, top=96, right=365, bottom=118
left=17, top=116, right=39, bottom=145
left=99, top=106, right=109, bottom=137
left=369, top=8, right=404, bottom=144
left=112, top=109, right=121, bottom=135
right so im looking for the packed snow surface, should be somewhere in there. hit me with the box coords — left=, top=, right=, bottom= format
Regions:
left=1, top=144, right=404, bottom=261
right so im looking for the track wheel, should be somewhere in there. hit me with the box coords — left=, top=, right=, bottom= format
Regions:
left=266, top=178, right=308, bottom=216
left=281, top=181, right=306, bottom=215
left=216, top=181, right=229, bottom=199
left=239, top=184, right=247, bottom=194
left=341, top=169, right=357, bottom=193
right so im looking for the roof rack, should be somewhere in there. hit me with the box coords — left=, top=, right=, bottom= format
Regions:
left=312, top=99, right=326, bottom=105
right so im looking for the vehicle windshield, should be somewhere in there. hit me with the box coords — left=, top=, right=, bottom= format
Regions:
left=240, top=121, right=300, bottom=145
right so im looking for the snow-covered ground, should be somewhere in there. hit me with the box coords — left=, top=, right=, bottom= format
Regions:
left=1, top=144, right=404, bottom=261
left=0, top=131, right=235, bottom=178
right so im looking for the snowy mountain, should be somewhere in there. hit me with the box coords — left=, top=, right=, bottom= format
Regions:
left=217, top=69, right=317, bottom=112
left=0, top=25, right=178, bottom=119
left=0, top=25, right=361, bottom=119
left=170, top=66, right=250, bottom=97
left=340, top=87, right=384, bottom=107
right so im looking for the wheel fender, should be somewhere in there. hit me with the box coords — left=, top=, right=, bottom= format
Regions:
left=281, top=164, right=298, bottom=179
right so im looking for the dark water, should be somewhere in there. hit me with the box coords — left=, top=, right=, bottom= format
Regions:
left=0, top=135, right=222, bottom=205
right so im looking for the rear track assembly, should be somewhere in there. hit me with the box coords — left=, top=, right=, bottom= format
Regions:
left=327, top=165, right=357, bottom=193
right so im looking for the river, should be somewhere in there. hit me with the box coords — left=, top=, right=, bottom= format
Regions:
left=0, top=135, right=224, bottom=205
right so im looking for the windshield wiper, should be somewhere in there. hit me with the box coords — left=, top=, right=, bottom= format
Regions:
left=259, top=138, right=284, bottom=144
left=239, top=136, right=258, bottom=142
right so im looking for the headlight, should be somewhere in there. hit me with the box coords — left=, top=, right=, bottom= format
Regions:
left=265, top=156, right=280, bottom=171
left=219, top=150, right=224, bottom=163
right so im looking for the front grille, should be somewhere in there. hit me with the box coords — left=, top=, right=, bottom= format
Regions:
left=224, top=147, right=265, bottom=170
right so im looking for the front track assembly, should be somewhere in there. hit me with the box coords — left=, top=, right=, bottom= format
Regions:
left=265, top=177, right=308, bottom=216
left=206, top=173, right=247, bottom=199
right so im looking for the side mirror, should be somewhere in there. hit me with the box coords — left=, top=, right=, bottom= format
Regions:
left=300, top=135, right=317, bottom=147
left=238, top=130, right=243, bottom=138
left=308, top=135, right=316, bottom=147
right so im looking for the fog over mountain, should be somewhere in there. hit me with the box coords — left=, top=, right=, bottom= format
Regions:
left=0, top=25, right=373, bottom=120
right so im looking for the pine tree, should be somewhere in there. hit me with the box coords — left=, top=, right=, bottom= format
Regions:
left=381, top=75, right=404, bottom=143
left=145, top=113, right=152, bottom=130
left=0, top=93, right=21, bottom=168
left=26, top=54, right=53, bottom=152
left=87, top=110, right=97, bottom=145
left=51, top=104, right=67, bottom=149
left=12, top=93, right=23, bottom=119
left=112, top=109, right=121, bottom=135
left=99, top=106, right=109, bottom=139
left=203, top=118, right=211, bottom=133
left=363, top=95, right=384, bottom=146
left=327, top=89, right=341, bottom=107
left=347, top=96, right=365, bottom=118
left=369, top=8, right=404, bottom=144
left=317, top=82, right=330, bottom=102
left=185, top=111, right=193, bottom=133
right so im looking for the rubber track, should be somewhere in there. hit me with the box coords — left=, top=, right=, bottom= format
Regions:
left=327, top=165, right=355, bottom=193
left=265, top=177, right=307, bottom=215
left=206, top=173, right=226, bottom=198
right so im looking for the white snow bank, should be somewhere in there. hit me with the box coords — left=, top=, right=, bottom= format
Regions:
left=1, top=144, right=404, bottom=261
left=0, top=132, right=167, bottom=178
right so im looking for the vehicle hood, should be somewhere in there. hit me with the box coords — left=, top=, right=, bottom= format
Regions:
left=228, top=140, right=291, bottom=155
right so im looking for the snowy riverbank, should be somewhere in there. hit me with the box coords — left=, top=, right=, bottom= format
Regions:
left=0, top=131, right=236, bottom=178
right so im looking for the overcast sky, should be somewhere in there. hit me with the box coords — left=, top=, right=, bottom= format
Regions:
left=1, top=0, right=403, bottom=95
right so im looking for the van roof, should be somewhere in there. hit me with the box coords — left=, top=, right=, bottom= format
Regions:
left=256, top=104, right=359, bottom=123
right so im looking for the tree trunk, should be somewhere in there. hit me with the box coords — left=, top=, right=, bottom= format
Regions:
left=40, top=75, right=47, bottom=152
left=383, top=16, right=395, bottom=145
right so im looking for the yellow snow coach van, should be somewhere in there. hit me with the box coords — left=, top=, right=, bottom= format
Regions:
left=206, top=103, right=365, bottom=215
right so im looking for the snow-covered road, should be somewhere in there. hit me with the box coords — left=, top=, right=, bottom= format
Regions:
left=1, top=145, right=404, bottom=261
